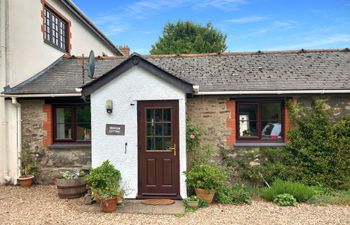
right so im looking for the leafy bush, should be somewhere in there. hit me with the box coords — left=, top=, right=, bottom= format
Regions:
left=85, top=161, right=122, bottom=200
left=186, top=119, right=207, bottom=152
left=185, top=163, right=227, bottom=190
left=241, top=100, right=350, bottom=190
left=19, top=143, right=39, bottom=177
left=261, top=180, right=315, bottom=202
left=273, top=194, right=297, bottom=206
left=216, top=184, right=252, bottom=205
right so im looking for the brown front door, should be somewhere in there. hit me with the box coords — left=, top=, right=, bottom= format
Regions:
left=137, top=100, right=180, bottom=199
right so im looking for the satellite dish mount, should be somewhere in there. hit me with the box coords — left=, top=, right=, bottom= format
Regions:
left=82, top=50, right=95, bottom=84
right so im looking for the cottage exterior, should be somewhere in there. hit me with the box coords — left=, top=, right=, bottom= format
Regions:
left=2, top=49, right=350, bottom=199
left=0, top=0, right=124, bottom=184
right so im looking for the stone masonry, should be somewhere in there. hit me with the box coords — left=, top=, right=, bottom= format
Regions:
left=19, top=95, right=350, bottom=184
left=186, top=95, right=350, bottom=179
left=20, top=99, right=91, bottom=184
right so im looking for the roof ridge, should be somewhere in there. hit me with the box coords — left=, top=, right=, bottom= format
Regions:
left=141, top=48, right=350, bottom=58
left=69, top=48, right=350, bottom=60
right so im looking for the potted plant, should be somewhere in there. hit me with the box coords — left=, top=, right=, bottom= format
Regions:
left=185, top=163, right=227, bottom=204
left=18, top=143, right=38, bottom=187
left=85, top=160, right=121, bottom=213
left=186, top=195, right=199, bottom=209
left=56, top=170, right=87, bottom=198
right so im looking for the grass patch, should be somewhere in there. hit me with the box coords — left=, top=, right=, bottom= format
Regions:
left=261, top=180, right=315, bottom=202
left=308, top=190, right=350, bottom=205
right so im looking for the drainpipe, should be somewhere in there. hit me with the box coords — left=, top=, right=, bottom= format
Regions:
left=11, top=97, right=21, bottom=184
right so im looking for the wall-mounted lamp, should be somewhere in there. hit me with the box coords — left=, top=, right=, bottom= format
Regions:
left=106, top=100, right=113, bottom=113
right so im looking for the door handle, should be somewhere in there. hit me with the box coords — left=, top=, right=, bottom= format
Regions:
left=168, top=144, right=176, bottom=156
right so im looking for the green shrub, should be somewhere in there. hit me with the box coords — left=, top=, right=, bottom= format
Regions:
left=19, top=143, right=39, bottom=177
left=262, top=180, right=315, bottom=202
left=216, top=184, right=252, bottom=205
left=273, top=194, right=297, bottom=206
left=240, top=100, right=350, bottom=190
left=185, top=163, right=227, bottom=191
left=85, top=160, right=121, bottom=191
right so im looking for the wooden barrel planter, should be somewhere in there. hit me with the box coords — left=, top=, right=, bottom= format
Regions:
left=56, top=178, right=87, bottom=199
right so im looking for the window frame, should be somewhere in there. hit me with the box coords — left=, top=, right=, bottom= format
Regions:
left=236, top=99, right=285, bottom=143
left=43, top=3, right=70, bottom=53
left=53, top=104, right=91, bottom=144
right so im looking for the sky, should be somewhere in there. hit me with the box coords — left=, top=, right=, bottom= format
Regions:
left=73, top=0, right=350, bottom=54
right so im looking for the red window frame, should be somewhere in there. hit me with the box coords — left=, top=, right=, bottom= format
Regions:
left=53, top=104, right=91, bottom=143
left=236, top=100, right=285, bottom=143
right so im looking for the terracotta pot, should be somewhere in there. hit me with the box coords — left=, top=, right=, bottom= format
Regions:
left=56, top=178, right=87, bottom=199
left=18, top=175, right=34, bottom=188
left=195, top=188, right=216, bottom=204
left=100, top=198, right=117, bottom=213
left=187, top=200, right=199, bottom=208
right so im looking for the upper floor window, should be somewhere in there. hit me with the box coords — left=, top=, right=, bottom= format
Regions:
left=237, top=100, right=284, bottom=142
left=44, top=6, right=68, bottom=52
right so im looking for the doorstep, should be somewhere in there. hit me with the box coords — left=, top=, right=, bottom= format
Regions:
left=117, top=200, right=185, bottom=215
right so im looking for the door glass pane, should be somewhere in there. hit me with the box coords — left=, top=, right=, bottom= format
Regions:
left=155, top=123, right=163, bottom=136
left=146, top=108, right=172, bottom=151
left=155, top=109, right=163, bottom=122
left=164, top=109, right=171, bottom=121
left=56, top=108, right=72, bottom=140
left=147, top=137, right=154, bottom=150
left=238, top=104, right=258, bottom=137
left=261, top=103, right=282, bottom=140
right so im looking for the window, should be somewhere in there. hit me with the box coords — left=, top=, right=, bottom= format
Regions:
left=146, top=108, right=172, bottom=151
left=54, top=105, right=91, bottom=143
left=44, top=6, right=68, bottom=52
left=237, top=100, right=284, bottom=142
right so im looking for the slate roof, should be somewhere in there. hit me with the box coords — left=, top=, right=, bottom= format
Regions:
left=4, top=49, right=350, bottom=95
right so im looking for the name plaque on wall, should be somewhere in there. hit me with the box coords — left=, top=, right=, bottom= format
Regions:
left=106, top=124, right=125, bottom=135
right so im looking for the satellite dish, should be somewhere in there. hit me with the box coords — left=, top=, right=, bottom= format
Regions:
left=87, top=50, right=95, bottom=79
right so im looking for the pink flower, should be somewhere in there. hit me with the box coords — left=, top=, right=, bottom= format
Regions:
left=190, top=134, right=195, bottom=139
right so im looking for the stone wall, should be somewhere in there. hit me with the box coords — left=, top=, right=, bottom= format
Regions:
left=186, top=95, right=350, bottom=182
left=186, top=96, right=233, bottom=152
left=20, top=99, right=91, bottom=184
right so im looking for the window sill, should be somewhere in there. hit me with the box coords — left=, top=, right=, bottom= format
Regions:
left=44, top=40, right=68, bottom=54
left=48, top=143, right=91, bottom=149
left=234, top=142, right=286, bottom=147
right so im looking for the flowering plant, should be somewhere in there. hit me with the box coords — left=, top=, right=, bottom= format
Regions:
left=186, top=119, right=206, bottom=152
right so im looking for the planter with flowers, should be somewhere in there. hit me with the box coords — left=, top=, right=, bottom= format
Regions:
left=185, top=163, right=227, bottom=204
left=56, top=170, right=87, bottom=198
left=85, top=160, right=122, bottom=213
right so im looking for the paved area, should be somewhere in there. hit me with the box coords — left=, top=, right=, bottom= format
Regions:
left=118, top=200, right=185, bottom=215
left=0, top=185, right=349, bottom=225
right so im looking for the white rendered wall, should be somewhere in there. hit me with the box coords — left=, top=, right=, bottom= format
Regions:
left=7, top=0, right=117, bottom=87
left=91, top=66, right=187, bottom=199
left=0, top=0, right=120, bottom=184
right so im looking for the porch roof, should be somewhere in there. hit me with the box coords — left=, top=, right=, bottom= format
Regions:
left=3, top=48, right=350, bottom=95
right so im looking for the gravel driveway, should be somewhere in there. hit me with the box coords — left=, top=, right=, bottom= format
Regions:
left=0, top=185, right=349, bottom=225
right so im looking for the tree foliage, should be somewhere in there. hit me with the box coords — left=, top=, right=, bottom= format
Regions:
left=150, top=20, right=227, bottom=54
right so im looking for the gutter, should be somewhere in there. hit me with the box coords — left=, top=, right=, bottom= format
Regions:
left=194, top=89, right=350, bottom=95
left=0, top=93, right=82, bottom=98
